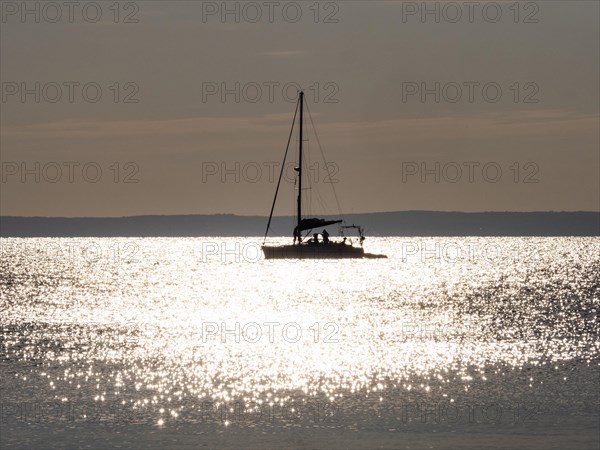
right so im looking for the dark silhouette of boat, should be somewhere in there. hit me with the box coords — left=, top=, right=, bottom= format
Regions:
left=261, top=91, right=386, bottom=259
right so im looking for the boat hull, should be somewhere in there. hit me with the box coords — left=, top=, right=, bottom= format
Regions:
left=262, top=243, right=368, bottom=259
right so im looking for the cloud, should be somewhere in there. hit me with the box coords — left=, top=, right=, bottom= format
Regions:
left=2, top=110, right=597, bottom=145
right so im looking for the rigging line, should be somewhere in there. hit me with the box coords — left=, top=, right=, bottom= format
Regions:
left=305, top=101, right=345, bottom=224
left=263, top=98, right=300, bottom=244
left=305, top=136, right=315, bottom=217
left=309, top=137, right=333, bottom=216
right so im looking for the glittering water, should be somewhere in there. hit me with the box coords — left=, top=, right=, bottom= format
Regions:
left=1, top=237, right=599, bottom=449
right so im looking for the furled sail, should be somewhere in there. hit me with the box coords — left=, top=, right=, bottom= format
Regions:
left=294, top=218, right=343, bottom=234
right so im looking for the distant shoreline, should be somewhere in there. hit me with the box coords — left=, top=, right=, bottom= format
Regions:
left=1, top=211, right=598, bottom=237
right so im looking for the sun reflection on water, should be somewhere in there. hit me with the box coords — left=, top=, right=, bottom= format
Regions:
left=1, top=237, right=599, bottom=427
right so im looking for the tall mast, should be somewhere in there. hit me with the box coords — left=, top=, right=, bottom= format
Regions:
left=297, top=91, right=303, bottom=236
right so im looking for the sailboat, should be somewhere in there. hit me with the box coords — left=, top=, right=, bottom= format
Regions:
left=261, top=91, right=386, bottom=259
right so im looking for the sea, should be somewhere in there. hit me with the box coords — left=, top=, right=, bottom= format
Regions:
left=1, top=237, right=599, bottom=449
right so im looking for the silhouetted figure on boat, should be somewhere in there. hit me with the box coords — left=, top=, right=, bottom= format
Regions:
left=311, top=233, right=319, bottom=244
left=322, top=229, right=330, bottom=244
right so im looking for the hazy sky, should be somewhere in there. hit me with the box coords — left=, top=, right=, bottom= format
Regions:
left=1, top=1, right=598, bottom=217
